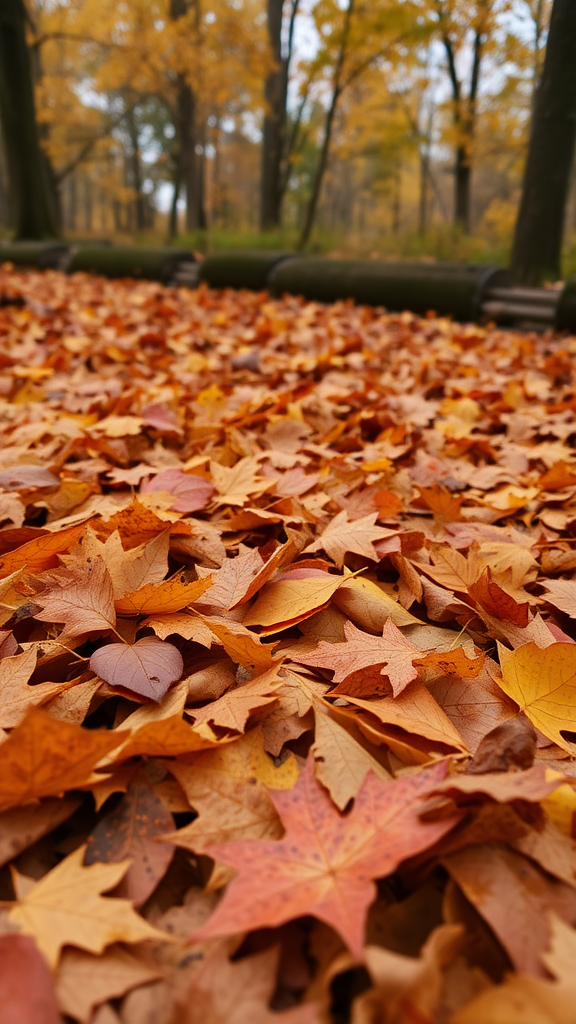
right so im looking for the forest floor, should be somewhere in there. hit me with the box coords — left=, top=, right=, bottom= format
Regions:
left=0, top=264, right=575, bottom=1024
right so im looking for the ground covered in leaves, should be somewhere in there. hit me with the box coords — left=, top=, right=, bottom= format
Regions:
left=1, top=264, right=576, bottom=1023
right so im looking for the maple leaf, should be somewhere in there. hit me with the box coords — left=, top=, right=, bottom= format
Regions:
left=211, top=457, right=271, bottom=506
left=112, top=713, right=221, bottom=761
left=304, top=510, right=394, bottom=568
left=338, top=683, right=468, bottom=752
left=90, top=636, right=184, bottom=701
left=9, top=845, right=167, bottom=967
left=193, top=758, right=459, bottom=957
left=35, top=553, right=117, bottom=639
left=297, top=619, right=421, bottom=697
left=10, top=257, right=576, bottom=1018
left=142, top=610, right=215, bottom=645
left=79, top=528, right=170, bottom=600
left=469, top=568, right=530, bottom=626
left=188, top=666, right=284, bottom=732
left=164, top=762, right=282, bottom=853
left=196, top=546, right=268, bottom=609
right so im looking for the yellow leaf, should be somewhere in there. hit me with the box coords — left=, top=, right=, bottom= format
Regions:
left=498, top=643, right=576, bottom=753
left=9, top=846, right=166, bottom=967
left=115, top=573, right=212, bottom=615
left=243, top=573, right=350, bottom=634
left=333, top=574, right=421, bottom=630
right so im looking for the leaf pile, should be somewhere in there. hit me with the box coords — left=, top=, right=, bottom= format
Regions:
left=1, top=264, right=576, bottom=1023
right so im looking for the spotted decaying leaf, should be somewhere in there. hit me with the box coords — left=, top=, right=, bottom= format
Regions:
left=2, top=265, right=576, bottom=1021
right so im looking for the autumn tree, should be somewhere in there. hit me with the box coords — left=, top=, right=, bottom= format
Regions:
left=297, top=0, right=420, bottom=251
left=0, top=0, right=59, bottom=238
left=431, top=0, right=500, bottom=234
left=510, top=0, right=576, bottom=285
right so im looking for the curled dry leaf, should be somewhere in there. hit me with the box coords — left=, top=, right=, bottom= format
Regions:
left=90, top=636, right=184, bottom=701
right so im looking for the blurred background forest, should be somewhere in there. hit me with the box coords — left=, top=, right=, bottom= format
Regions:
left=0, top=0, right=572, bottom=268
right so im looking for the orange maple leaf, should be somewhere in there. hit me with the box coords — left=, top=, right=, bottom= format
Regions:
left=194, top=758, right=459, bottom=957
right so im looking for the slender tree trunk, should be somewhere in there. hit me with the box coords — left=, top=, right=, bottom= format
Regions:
left=68, top=174, right=77, bottom=233
left=84, top=175, right=93, bottom=233
left=510, top=0, right=576, bottom=285
left=170, top=0, right=206, bottom=233
left=392, top=164, right=401, bottom=235
left=261, top=0, right=301, bottom=230
left=297, top=0, right=355, bottom=251
left=0, top=0, right=59, bottom=238
left=436, top=1, right=486, bottom=234
left=126, top=107, right=146, bottom=232
left=0, top=131, right=8, bottom=230
left=418, top=149, right=429, bottom=236
left=169, top=174, right=180, bottom=240
left=454, top=145, right=471, bottom=233
left=196, top=138, right=207, bottom=229
left=297, top=89, right=340, bottom=251
left=260, top=0, right=286, bottom=231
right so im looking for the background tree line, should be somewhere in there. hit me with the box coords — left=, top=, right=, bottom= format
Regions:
left=1, top=0, right=575, bottom=284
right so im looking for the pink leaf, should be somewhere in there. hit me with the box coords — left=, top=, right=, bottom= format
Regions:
left=140, top=468, right=214, bottom=513
left=90, top=636, right=184, bottom=702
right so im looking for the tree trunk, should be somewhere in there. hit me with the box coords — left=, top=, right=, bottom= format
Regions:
left=170, top=0, right=206, bottom=234
left=126, top=107, right=146, bottom=232
left=260, top=0, right=286, bottom=231
left=392, top=164, right=401, bottom=235
left=454, top=145, right=471, bottom=233
left=510, top=0, right=576, bottom=285
left=169, top=174, right=180, bottom=240
left=67, top=174, right=77, bottom=233
left=84, top=175, right=93, bottom=234
left=0, top=0, right=59, bottom=238
left=418, top=149, right=429, bottom=236
left=297, top=88, right=340, bottom=251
